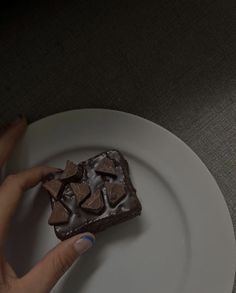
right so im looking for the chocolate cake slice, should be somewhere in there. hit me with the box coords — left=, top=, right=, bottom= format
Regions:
left=43, top=150, right=142, bottom=240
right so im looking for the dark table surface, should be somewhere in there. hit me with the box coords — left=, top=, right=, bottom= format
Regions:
left=0, top=0, right=235, bottom=291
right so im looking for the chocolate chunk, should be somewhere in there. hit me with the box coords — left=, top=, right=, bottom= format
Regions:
left=43, top=179, right=63, bottom=199
left=61, top=160, right=82, bottom=181
left=81, top=189, right=105, bottom=214
left=105, top=182, right=126, bottom=207
left=95, top=157, right=116, bottom=176
left=70, top=182, right=90, bottom=204
left=48, top=201, right=70, bottom=225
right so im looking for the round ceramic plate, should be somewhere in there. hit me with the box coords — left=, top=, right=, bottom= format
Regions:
left=5, top=109, right=235, bottom=293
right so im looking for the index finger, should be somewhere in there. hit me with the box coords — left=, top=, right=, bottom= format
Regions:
left=0, top=166, right=58, bottom=246
left=0, top=115, right=27, bottom=167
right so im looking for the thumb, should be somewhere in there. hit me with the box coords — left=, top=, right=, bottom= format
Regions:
left=22, top=233, right=95, bottom=293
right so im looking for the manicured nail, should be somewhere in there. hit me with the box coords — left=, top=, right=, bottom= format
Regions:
left=0, top=124, right=9, bottom=136
left=74, top=235, right=95, bottom=255
left=0, top=115, right=24, bottom=135
left=42, top=169, right=63, bottom=182
left=11, top=114, right=25, bottom=125
left=42, top=173, right=55, bottom=182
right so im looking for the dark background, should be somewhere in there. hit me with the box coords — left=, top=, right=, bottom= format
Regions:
left=0, top=0, right=235, bottom=291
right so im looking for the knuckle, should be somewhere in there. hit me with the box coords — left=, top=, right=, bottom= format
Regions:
left=4, top=174, right=23, bottom=190
left=52, top=253, right=73, bottom=276
left=5, top=174, right=17, bottom=184
left=4, top=174, right=18, bottom=185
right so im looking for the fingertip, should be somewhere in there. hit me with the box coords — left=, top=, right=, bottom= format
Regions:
left=80, top=235, right=96, bottom=245
left=41, top=167, right=63, bottom=180
left=73, top=233, right=95, bottom=254
left=11, top=114, right=27, bottom=127
left=20, top=115, right=28, bottom=127
left=0, top=115, right=27, bottom=138
left=82, top=232, right=96, bottom=242
left=77, top=232, right=96, bottom=243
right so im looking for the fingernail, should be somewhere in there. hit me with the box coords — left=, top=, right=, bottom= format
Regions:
left=42, top=173, right=54, bottom=182
left=0, top=115, right=24, bottom=135
left=0, top=124, right=9, bottom=136
left=42, top=170, right=63, bottom=182
left=74, top=235, right=95, bottom=255
left=11, top=114, right=25, bottom=125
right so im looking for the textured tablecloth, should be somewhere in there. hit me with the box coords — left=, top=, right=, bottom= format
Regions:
left=0, top=0, right=235, bottom=291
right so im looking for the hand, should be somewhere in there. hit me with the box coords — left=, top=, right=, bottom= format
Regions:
left=0, top=116, right=95, bottom=293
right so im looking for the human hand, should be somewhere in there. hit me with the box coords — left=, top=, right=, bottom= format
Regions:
left=0, top=116, right=95, bottom=293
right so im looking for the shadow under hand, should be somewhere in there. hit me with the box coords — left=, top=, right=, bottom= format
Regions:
left=61, top=217, right=144, bottom=293
left=6, top=187, right=50, bottom=276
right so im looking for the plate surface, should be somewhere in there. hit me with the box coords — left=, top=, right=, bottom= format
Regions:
left=5, top=109, right=235, bottom=293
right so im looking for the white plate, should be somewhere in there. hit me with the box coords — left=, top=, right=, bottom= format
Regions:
left=5, top=109, right=235, bottom=293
